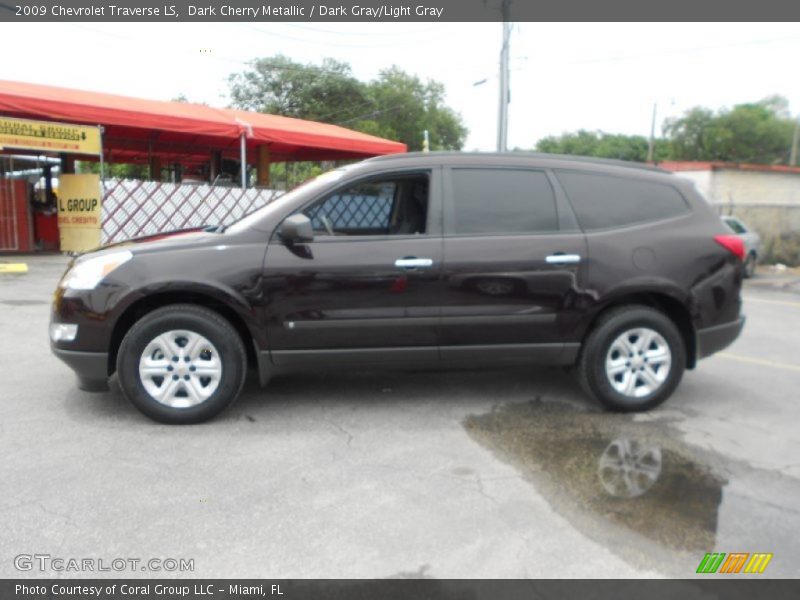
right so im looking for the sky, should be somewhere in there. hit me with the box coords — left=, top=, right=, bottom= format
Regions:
left=1, top=22, right=799, bottom=151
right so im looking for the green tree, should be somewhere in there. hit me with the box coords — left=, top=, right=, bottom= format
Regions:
left=268, top=161, right=326, bottom=191
left=360, top=66, right=467, bottom=151
left=227, top=56, right=467, bottom=151
left=664, top=96, right=795, bottom=163
left=228, top=55, right=370, bottom=124
left=77, top=160, right=149, bottom=180
left=535, top=130, right=667, bottom=162
left=662, top=107, right=716, bottom=161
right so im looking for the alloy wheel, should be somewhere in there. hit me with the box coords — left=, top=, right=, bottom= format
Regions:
left=604, top=327, right=672, bottom=398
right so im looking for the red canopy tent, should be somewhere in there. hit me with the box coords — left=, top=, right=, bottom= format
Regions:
left=0, top=80, right=406, bottom=169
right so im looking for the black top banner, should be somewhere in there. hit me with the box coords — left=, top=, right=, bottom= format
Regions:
left=3, top=579, right=800, bottom=600
left=1, top=0, right=800, bottom=22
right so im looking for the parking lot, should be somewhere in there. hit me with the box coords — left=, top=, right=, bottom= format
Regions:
left=1, top=254, right=799, bottom=578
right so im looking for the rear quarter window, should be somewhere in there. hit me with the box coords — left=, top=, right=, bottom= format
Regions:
left=555, top=170, right=690, bottom=231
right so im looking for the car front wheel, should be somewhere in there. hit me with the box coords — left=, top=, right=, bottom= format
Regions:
left=578, top=306, right=685, bottom=412
left=116, top=304, right=247, bottom=424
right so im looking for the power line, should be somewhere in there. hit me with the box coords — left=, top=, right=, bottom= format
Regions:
left=335, top=103, right=412, bottom=126
left=314, top=99, right=378, bottom=122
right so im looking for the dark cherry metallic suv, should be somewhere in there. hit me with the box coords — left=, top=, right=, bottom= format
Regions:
left=50, top=152, right=745, bottom=423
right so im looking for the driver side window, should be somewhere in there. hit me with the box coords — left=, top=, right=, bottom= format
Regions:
left=304, top=173, right=430, bottom=237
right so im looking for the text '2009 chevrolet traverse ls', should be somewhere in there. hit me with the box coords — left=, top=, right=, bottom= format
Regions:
left=50, top=152, right=745, bottom=424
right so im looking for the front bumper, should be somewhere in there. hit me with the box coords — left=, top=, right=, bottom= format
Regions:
left=51, top=347, right=110, bottom=391
left=696, top=316, right=745, bottom=360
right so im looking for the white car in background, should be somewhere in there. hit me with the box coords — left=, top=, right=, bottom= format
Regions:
left=722, top=215, right=761, bottom=278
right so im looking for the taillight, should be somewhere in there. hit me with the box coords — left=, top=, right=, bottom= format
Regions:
left=714, top=235, right=745, bottom=261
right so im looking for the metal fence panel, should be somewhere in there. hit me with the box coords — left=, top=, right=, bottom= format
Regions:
left=101, top=179, right=282, bottom=244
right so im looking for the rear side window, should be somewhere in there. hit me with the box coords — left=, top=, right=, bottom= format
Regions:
left=449, top=168, right=558, bottom=235
left=723, top=217, right=746, bottom=234
left=555, top=171, right=689, bottom=231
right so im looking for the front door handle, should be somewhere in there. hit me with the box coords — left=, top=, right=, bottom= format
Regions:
left=545, top=253, right=581, bottom=265
left=395, top=257, right=434, bottom=269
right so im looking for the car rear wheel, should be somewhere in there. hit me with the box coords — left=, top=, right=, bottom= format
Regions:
left=116, top=304, right=247, bottom=424
left=578, top=306, right=685, bottom=412
left=743, top=252, right=757, bottom=278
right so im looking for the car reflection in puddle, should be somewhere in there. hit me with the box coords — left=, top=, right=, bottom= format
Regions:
left=464, top=398, right=730, bottom=571
left=598, top=438, right=663, bottom=499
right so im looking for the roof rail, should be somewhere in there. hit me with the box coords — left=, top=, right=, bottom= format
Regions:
left=366, top=151, right=671, bottom=174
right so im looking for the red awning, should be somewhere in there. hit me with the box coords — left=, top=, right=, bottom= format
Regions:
left=0, top=80, right=407, bottom=163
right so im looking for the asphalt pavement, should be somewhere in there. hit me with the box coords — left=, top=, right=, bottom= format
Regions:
left=1, top=254, right=798, bottom=578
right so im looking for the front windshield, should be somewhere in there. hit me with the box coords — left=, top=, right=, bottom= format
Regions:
left=225, top=167, right=348, bottom=234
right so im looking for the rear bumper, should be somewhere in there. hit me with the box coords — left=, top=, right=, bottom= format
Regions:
left=696, top=316, right=745, bottom=360
left=51, top=347, right=110, bottom=391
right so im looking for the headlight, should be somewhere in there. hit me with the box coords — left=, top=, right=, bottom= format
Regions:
left=60, top=251, right=133, bottom=290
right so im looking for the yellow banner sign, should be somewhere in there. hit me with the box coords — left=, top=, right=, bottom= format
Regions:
left=58, top=174, right=102, bottom=252
left=0, top=116, right=101, bottom=156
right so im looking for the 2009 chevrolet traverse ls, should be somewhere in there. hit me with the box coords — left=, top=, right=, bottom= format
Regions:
left=50, top=153, right=745, bottom=423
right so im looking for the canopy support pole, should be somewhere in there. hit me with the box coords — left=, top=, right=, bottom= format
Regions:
left=209, top=151, right=222, bottom=184
left=147, top=138, right=160, bottom=181
left=240, top=133, right=247, bottom=189
left=60, top=153, right=75, bottom=175
left=98, top=126, right=105, bottom=181
left=257, top=145, right=271, bottom=188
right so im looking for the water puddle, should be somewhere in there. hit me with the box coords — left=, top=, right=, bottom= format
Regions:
left=464, top=397, right=799, bottom=576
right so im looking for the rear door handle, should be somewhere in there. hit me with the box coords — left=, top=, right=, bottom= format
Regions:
left=395, top=257, right=434, bottom=269
left=545, top=253, right=581, bottom=265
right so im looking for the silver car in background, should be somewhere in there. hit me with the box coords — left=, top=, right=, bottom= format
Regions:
left=722, top=215, right=761, bottom=278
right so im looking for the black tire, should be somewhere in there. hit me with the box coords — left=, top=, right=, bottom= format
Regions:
left=577, top=306, right=685, bottom=412
left=743, top=252, right=757, bottom=278
left=116, top=304, right=247, bottom=424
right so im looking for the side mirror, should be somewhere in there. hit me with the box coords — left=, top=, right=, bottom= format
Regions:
left=281, top=214, right=314, bottom=243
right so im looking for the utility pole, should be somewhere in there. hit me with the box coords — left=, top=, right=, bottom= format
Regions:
left=496, top=0, right=511, bottom=152
left=791, top=116, right=799, bottom=167
left=647, top=103, right=658, bottom=163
